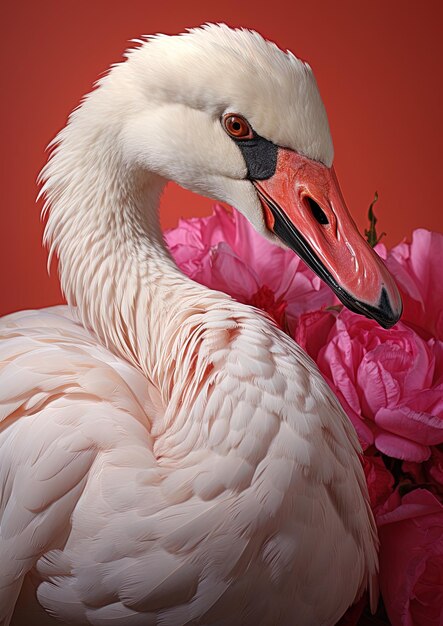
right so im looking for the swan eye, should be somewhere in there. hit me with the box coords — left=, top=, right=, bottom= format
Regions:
left=223, top=114, right=253, bottom=140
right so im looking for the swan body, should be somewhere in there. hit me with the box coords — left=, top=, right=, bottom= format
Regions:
left=0, top=24, right=402, bottom=625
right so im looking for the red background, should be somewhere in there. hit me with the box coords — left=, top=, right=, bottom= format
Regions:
left=1, top=0, right=442, bottom=317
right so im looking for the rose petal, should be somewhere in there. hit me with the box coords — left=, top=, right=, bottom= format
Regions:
left=375, top=431, right=431, bottom=462
left=375, top=405, right=443, bottom=447
left=204, top=243, right=259, bottom=300
left=386, top=230, right=443, bottom=340
left=358, top=357, right=402, bottom=419
left=331, top=386, right=375, bottom=450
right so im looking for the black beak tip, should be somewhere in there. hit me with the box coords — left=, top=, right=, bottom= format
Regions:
left=341, top=287, right=403, bottom=329
left=375, top=287, right=402, bottom=329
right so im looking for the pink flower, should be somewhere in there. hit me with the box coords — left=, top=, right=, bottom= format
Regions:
left=376, top=229, right=443, bottom=340
left=165, top=204, right=336, bottom=331
left=314, top=310, right=443, bottom=461
left=377, top=488, right=443, bottom=626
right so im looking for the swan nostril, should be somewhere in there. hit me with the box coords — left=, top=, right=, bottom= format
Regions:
left=304, top=197, right=329, bottom=226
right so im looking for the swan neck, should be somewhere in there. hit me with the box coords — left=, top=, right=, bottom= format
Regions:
left=43, top=125, right=198, bottom=377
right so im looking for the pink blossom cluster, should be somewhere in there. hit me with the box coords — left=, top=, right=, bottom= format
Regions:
left=165, top=205, right=443, bottom=626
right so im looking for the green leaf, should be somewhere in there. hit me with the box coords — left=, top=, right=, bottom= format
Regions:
left=364, top=191, right=386, bottom=247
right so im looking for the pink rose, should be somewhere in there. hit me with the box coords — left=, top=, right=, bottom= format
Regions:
left=377, top=489, right=443, bottom=626
left=376, top=229, right=443, bottom=340
left=314, top=310, right=443, bottom=461
left=165, top=204, right=336, bottom=332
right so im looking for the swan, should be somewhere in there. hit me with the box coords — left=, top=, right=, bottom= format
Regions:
left=0, top=24, right=402, bottom=626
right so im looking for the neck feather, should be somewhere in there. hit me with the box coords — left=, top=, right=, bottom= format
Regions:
left=41, top=110, right=209, bottom=380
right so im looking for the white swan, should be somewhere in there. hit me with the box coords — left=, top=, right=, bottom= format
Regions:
left=0, top=24, right=402, bottom=626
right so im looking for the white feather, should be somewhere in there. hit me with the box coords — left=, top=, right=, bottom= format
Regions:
left=1, top=24, right=376, bottom=626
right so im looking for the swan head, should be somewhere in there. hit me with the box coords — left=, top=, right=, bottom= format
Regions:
left=91, top=24, right=402, bottom=327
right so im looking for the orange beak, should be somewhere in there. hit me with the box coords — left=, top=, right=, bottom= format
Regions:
left=254, top=148, right=402, bottom=328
